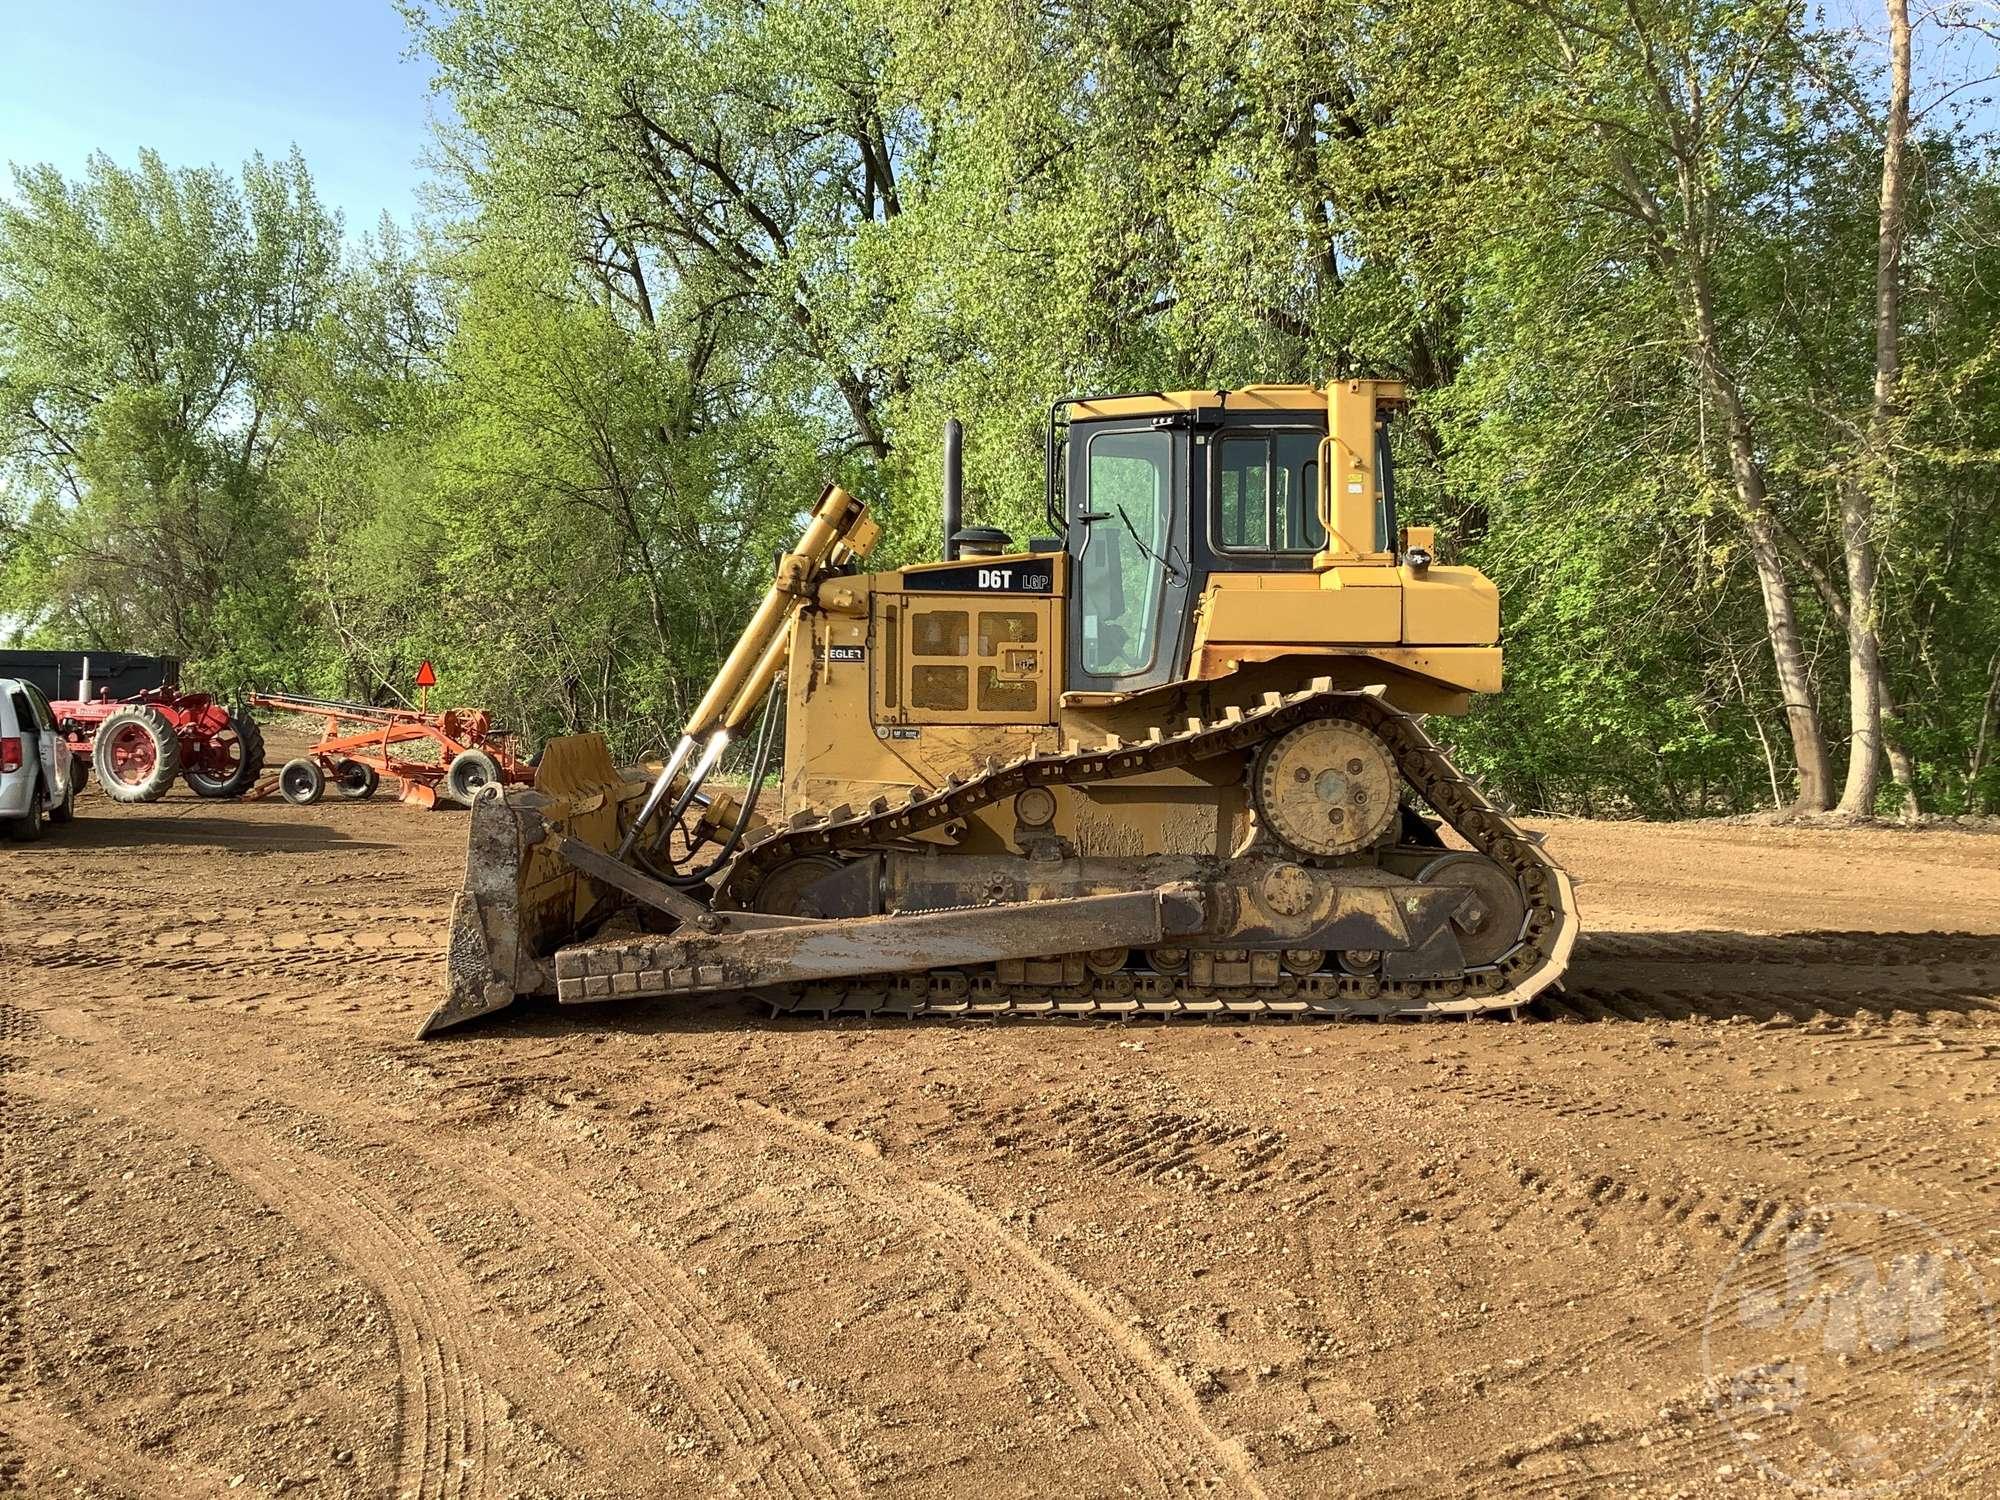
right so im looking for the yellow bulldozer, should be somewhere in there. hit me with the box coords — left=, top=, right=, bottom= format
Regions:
left=422, top=380, right=1577, bottom=1036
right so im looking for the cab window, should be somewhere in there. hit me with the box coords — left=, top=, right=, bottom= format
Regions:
left=1216, top=432, right=1325, bottom=553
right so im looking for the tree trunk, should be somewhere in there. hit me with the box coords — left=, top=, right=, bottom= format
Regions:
left=1971, top=649, right=2000, bottom=812
left=1885, top=722, right=1918, bottom=819
left=1837, top=475, right=1886, bottom=815
left=1742, top=505, right=1834, bottom=812
left=1688, top=274, right=1834, bottom=811
left=1836, top=0, right=1912, bottom=817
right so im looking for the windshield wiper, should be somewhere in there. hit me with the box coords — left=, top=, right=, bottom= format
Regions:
left=1115, top=505, right=1184, bottom=584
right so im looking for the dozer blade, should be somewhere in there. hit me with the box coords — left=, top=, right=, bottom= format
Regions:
left=552, top=886, right=1210, bottom=1005
left=421, top=733, right=647, bottom=1037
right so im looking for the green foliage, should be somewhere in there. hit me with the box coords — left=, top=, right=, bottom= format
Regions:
left=4, top=0, right=1997, bottom=813
left=0, top=148, right=339, bottom=695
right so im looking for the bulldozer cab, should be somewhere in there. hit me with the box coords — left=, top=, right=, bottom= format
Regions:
left=1046, top=381, right=1412, bottom=700
left=1059, top=386, right=1399, bottom=695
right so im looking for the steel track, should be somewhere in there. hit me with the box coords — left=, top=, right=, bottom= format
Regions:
left=714, top=681, right=1579, bottom=1020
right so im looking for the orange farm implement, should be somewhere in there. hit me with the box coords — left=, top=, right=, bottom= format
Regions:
left=247, top=692, right=534, bottom=809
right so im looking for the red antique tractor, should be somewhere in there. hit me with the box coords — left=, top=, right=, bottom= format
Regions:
left=0, top=652, right=265, bottom=804
left=58, top=687, right=265, bottom=803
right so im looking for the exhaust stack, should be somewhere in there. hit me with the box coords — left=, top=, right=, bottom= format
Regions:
left=942, top=417, right=963, bottom=560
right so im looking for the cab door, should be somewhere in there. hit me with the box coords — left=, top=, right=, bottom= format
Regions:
left=1065, top=421, right=1191, bottom=694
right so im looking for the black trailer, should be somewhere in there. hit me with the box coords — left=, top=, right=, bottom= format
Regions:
left=0, top=650, right=180, bottom=703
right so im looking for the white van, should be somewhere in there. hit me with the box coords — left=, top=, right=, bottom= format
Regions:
left=1, top=677, right=78, bottom=839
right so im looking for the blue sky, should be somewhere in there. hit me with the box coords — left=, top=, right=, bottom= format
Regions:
left=0, top=0, right=438, bottom=233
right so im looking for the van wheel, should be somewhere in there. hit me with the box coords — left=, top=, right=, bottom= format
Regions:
left=6, top=793, right=46, bottom=842
left=48, top=777, right=75, bottom=825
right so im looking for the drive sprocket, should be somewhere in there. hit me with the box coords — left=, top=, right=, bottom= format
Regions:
left=1252, top=719, right=1398, bottom=857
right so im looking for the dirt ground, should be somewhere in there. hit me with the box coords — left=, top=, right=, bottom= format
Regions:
left=2, top=776, right=1997, bottom=1498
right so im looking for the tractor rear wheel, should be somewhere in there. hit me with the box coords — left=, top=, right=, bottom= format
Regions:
left=444, top=748, right=502, bottom=805
left=332, top=760, right=379, bottom=799
left=279, top=758, right=327, bottom=806
left=185, top=710, right=266, bottom=798
left=93, top=706, right=183, bottom=804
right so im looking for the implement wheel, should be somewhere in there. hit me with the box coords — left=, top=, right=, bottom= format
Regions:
left=185, top=711, right=266, bottom=798
left=443, top=749, right=501, bottom=806
left=279, top=758, right=327, bottom=806
left=92, top=706, right=183, bottom=804
left=332, top=760, right=379, bottom=799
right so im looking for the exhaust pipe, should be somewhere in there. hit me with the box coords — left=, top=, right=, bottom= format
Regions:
left=942, top=417, right=963, bottom=561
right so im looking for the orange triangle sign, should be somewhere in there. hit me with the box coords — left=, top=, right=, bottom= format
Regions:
left=415, top=660, right=438, bottom=688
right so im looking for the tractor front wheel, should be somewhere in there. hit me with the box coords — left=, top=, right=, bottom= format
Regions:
left=279, top=758, right=327, bottom=806
left=185, top=710, right=267, bottom=798
left=444, top=749, right=502, bottom=805
left=93, top=706, right=183, bottom=804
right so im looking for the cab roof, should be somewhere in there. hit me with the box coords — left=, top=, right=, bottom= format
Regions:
left=1064, top=385, right=1329, bottom=421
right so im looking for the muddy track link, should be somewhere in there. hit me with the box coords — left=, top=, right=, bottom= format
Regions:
left=715, top=683, right=1578, bottom=1020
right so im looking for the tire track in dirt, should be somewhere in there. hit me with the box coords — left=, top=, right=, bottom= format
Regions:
left=1673, top=1098, right=2000, bottom=1199
left=430, top=1138, right=860, bottom=1500
left=17, top=1061, right=712, bottom=1500
left=1383, top=1066, right=2000, bottom=1456
left=1484, top=1198, right=2000, bottom=1402
left=1423, top=1065, right=2000, bottom=1207
left=0, top=1392, right=239, bottom=1497
left=28, top=926, right=441, bottom=959
left=20, top=1002, right=850, bottom=1500
left=1473, top=1340, right=1995, bottom=1500
left=1556, top=929, right=2000, bottom=1026
left=17, top=944, right=437, bottom=1017
left=19, top=1067, right=487, bottom=1500
left=1488, top=1155, right=1794, bottom=1249
left=726, top=1093, right=1267, bottom=1500
left=1045, top=1097, right=1289, bottom=1198
left=1560, top=978, right=2000, bottom=1022
left=1577, top=930, right=2000, bottom=968
left=0, top=1004, right=31, bottom=1497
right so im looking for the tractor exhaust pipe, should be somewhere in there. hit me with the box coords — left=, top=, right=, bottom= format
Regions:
left=942, top=418, right=963, bottom=561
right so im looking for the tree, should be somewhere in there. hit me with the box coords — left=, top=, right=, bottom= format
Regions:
left=0, top=148, right=340, bottom=691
